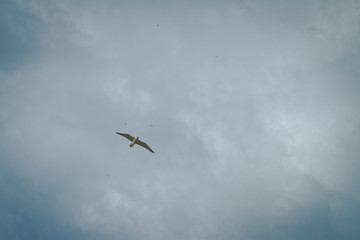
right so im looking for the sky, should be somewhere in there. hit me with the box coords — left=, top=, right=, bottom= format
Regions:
left=1, top=0, right=360, bottom=239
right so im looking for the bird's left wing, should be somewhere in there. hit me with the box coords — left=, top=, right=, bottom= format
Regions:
left=136, top=140, right=155, bottom=153
left=116, top=132, right=135, bottom=141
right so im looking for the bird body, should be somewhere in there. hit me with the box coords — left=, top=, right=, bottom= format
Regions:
left=116, top=132, right=154, bottom=153
left=129, top=136, right=139, bottom=147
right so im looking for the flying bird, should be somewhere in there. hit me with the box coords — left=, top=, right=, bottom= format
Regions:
left=116, top=132, right=154, bottom=153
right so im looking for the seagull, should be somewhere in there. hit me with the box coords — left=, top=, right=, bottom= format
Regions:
left=116, top=132, right=154, bottom=153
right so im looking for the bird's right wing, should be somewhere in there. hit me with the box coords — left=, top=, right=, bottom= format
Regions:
left=116, top=132, right=135, bottom=141
left=136, top=140, right=155, bottom=153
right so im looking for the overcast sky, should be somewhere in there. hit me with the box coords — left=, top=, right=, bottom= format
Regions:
left=1, top=0, right=360, bottom=239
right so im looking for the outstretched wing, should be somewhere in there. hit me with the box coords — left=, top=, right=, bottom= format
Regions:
left=116, top=132, right=135, bottom=141
left=136, top=140, right=155, bottom=153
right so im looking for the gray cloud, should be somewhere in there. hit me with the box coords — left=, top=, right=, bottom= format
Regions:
left=1, top=0, right=360, bottom=239
left=0, top=0, right=39, bottom=72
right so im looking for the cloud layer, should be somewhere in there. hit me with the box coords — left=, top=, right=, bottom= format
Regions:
left=1, top=0, right=360, bottom=239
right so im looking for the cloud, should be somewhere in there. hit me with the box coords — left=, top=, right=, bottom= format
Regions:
left=1, top=0, right=360, bottom=239
left=0, top=0, right=40, bottom=72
